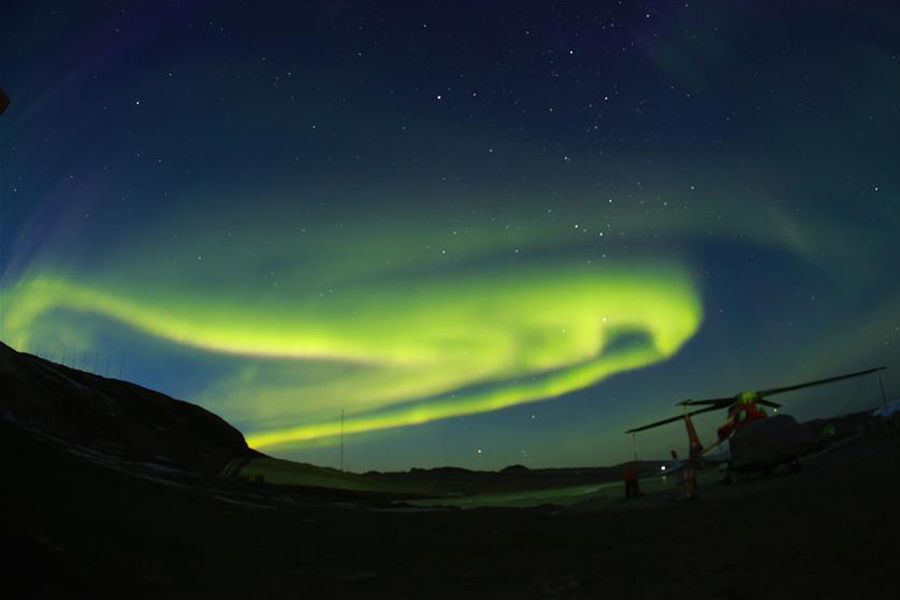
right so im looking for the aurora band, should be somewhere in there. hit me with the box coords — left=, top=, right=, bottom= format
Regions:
left=3, top=259, right=702, bottom=448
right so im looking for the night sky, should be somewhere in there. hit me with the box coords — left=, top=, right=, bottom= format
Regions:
left=2, top=1, right=898, bottom=471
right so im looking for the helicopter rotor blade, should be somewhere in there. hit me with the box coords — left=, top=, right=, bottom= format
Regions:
left=757, top=366, right=886, bottom=398
left=626, top=405, right=723, bottom=434
left=628, top=366, right=885, bottom=435
left=678, top=397, right=733, bottom=407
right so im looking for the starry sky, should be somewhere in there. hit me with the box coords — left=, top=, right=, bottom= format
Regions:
left=2, top=0, right=898, bottom=471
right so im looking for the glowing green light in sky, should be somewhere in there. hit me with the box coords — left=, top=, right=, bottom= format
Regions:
left=5, top=259, right=701, bottom=448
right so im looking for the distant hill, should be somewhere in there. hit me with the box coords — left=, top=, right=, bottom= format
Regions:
left=0, top=342, right=257, bottom=473
left=363, top=462, right=668, bottom=495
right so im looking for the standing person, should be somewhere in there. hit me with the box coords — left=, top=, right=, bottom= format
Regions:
left=623, top=464, right=639, bottom=499
left=679, top=460, right=698, bottom=500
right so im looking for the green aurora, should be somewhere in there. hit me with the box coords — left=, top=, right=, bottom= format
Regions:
left=2, top=0, right=898, bottom=470
left=5, top=259, right=701, bottom=448
left=3, top=169, right=897, bottom=466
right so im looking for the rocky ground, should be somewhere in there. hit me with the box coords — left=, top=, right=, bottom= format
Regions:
left=3, top=418, right=899, bottom=600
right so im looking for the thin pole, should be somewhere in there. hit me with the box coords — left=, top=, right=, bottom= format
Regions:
left=878, top=373, right=896, bottom=438
left=340, top=409, right=345, bottom=472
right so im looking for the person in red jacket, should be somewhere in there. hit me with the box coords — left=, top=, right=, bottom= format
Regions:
left=623, top=464, right=639, bottom=499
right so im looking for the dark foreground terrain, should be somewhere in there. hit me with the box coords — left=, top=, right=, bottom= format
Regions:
left=2, top=343, right=899, bottom=599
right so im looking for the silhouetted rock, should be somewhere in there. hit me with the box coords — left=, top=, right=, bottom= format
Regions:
left=0, top=342, right=257, bottom=473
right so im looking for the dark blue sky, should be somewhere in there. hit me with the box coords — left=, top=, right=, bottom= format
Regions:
left=2, top=1, right=898, bottom=470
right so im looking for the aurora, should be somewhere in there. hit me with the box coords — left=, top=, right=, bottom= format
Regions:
left=2, top=0, right=898, bottom=470
left=5, top=259, right=701, bottom=447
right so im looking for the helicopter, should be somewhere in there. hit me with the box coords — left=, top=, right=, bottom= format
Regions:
left=626, top=366, right=886, bottom=482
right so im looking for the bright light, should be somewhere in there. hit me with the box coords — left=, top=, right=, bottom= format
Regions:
left=660, top=465, right=667, bottom=471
